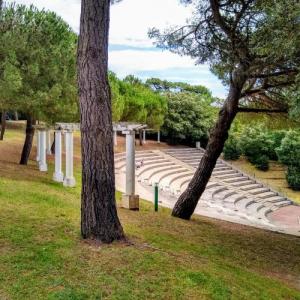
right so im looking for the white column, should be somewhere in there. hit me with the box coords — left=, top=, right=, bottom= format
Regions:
left=142, top=130, right=146, bottom=145
left=157, top=131, right=161, bottom=144
left=53, top=130, right=64, bottom=182
left=196, top=141, right=201, bottom=149
left=125, top=131, right=135, bottom=195
left=63, top=130, right=76, bottom=187
left=114, top=129, right=118, bottom=146
left=39, top=130, right=47, bottom=172
left=46, top=130, right=52, bottom=155
left=36, top=130, right=40, bottom=162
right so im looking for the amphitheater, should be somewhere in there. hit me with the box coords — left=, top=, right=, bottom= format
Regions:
left=115, top=147, right=300, bottom=236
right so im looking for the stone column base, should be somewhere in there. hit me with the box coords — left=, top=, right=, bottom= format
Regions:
left=39, top=163, right=48, bottom=172
left=122, top=194, right=139, bottom=210
left=63, top=177, right=76, bottom=187
left=53, top=172, right=64, bottom=183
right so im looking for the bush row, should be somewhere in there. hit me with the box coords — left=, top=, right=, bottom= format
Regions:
left=223, top=125, right=300, bottom=191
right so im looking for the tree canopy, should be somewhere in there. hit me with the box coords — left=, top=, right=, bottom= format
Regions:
left=149, top=0, right=300, bottom=114
left=0, top=3, right=78, bottom=124
left=109, top=73, right=167, bottom=129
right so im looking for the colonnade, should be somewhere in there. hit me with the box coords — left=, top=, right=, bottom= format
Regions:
left=35, top=125, right=76, bottom=187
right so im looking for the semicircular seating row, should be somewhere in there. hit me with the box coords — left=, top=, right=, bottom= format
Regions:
left=114, top=148, right=294, bottom=225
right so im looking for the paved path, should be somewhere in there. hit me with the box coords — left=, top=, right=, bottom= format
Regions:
left=115, top=147, right=300, bottom=237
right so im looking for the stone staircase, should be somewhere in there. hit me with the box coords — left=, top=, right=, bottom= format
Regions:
left=115, top=147, right=296, bottom=231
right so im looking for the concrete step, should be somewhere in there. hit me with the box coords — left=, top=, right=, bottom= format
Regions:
left=235, top=197, right=255, bottom=211
left=261, top=195, right=286, bottom=202
left=223, top=177, right=249, bottom=184
left=139, top=164, right=176, bottom=181
left=255, top=191, right=278, bottom=199
left=137, top=162, right=174, bottom=176
left=248, top=187, right=270, bottom=195
left=213, top=169, right=238, bottom=176
left=240, top=183, right=263, bottom=191
left=170, top=175, right=193, bottom=194
left=214, top=166, right=232, bottom=171
left=231, top=179, right=255, bottom=187
left=116, top=157, right=168, bottom=170
left=149, top=167, right=187, bottom=186
left=213, top=190, right=236, bottom=201
left=160, top=171, right=194, bottom=191
left=214, top=173, right=243, bottom=180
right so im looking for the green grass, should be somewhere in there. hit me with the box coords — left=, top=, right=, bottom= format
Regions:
left=0, top=128, right=300, bottom=299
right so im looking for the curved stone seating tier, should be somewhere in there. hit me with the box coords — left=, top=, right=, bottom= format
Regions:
left=137, top=161, right=175, bottom=177
left=148, top=167, right=188, bottom=186
left=115, top=147, right=298, bottom=235
left=160, top=171, right=194, bottom=191
left=162, top=147, right=295, bottom=224
left=116, top=157, right=168, bottom=171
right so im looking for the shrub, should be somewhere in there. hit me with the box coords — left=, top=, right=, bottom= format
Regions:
left=266, top=130, right=286, bottom=160
left=252, top=155, right=269, bottom=171
left=239, top=125, right=272, bottom=169
left=276, top=130, right=300, bottom=167
left=286, top=165, right=300, bottom=191
left=223, top=135, right=242, bottom=160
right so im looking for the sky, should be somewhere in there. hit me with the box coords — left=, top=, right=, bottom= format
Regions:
left=8, top=0, right=227, bottom=98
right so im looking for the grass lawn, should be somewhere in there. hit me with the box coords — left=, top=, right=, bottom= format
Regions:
left=0, top=128, right=300, bottom=299
left=229, top=157, right=300, bottom=205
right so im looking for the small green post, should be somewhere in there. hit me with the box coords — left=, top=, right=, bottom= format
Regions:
left=154, top=183, right=159, bottom=212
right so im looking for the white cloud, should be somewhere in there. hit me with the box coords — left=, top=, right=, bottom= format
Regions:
left=109, top=49, right=206, bottom=73
left=7, top=0, right=227, bottom=98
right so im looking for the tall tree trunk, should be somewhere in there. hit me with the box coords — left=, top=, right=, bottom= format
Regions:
left=139, top=130, right=143, bottom=146
left=14, top=111, right=19, bottom=121
left=172, top=65, right=248, bottom=219
left=51, top=133, right=55, bottom=154
left=0, top=111, right=7, bottom=141
left=20, top=115, right=36, bottom=165
left=78, top=0, right=125, bottom=242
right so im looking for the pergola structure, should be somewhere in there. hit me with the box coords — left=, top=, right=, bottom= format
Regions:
left=35, top=122, right=148, bottom=210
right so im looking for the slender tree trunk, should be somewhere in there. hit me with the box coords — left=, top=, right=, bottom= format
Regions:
left=78, top=0, right=125, bottom=242
left=14, top=111, right=19, bottom=121
left=51, top=133, right=55, bottom=154
left=20, top=115, right=36, bottom=165
left=0, top=111, right=7, bottom=141
left=172, top=65, right=248, bottom=219
left=139, top=130, right=143, bottom=146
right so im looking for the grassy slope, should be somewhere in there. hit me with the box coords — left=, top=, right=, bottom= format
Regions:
left=0, top=129, right=300, bottom=300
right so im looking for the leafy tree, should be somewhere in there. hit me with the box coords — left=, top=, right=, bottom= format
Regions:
left=146, top=77, right=212, bottom=98
left=78, top=0, right=125, bottom=242
left=0, top=4, right=78, bottom=164
left=276, top=130, right=300, bottom=167
left=150, top=0, right=300, bottom=219
left=276, top=130, right=300, bottom=190
left=118, top=75, right=167, bottom=129
left=162, top=92, right=215, bottom=143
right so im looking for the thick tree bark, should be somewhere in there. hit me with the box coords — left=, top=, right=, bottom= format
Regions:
left=78, top=0, right=125, bottom=242
left=0, top=111, right=7, bottom=141
left=20, top=115, right=36, bottom=165
left=172, top=65, right=249, bottom=219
